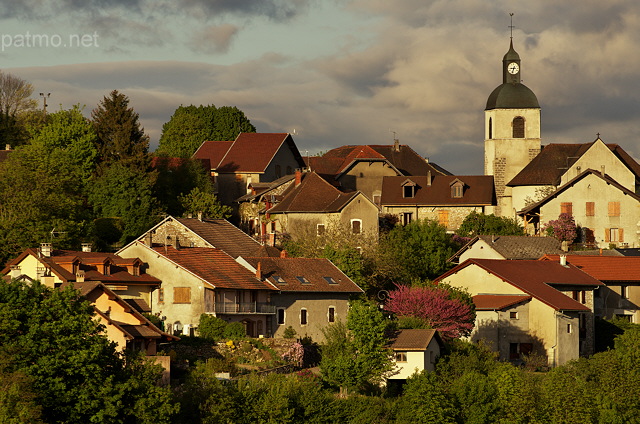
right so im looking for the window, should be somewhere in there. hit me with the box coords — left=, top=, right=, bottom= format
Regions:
left=272, top=275, right=286, bottom=284
left=270, top=221, right=276, bottom=234
left=317, top=224, right=325, bottom=236
left=158, top=288, right=164, bottom=303
left=403, top=212, right=413, bottom=226
left=488, top=117, right=492, bottom=139
left=608, top=201, right=620, bottom=217
left=560, top=202, right=573, bottom=216
left=586, top=202, right=595, bottom=216
left=606, top=228, right=623, bottom=243
left=438, top=210, right=449, bottom=228
left=621, top=285, right=629, bottom=299
left=323, top=277, right=338, bottom=284
left=174, top=287, right=191, bottom=304
left=296, top=276, right=310, bottom=284
left=300, top=309, right=308, bottom=326
left=512, top=116, right=525, bottom=138
left=277, top=308, right=285, bottom=325
left=328, top=307, right=335, bottom=323
left=351, top=219, right=362, bottom=234
left=395, top=351, right=407, bottom=362
left=451, top=184, right=463, bottom=198
left=403, top=185, right=415, bottom=198
left=132, top=264, right=140, bottom=276
left=567, top=324, right=572, bottom=334
left=510, top=311, right=518, bottom=319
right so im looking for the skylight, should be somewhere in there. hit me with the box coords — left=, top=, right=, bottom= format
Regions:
left=323, top=276, right=338, bottom=284
left=296, top=276, right=310, bottom=284
left=272, top=275, right=286, bottom=284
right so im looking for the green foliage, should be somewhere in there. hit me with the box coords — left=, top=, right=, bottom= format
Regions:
left=91, top=90, right=150, bottom=169
left=153, top=157, right=214, bottom=216
left=396, top=315, right=432, bottom=329
left=379, top=219, right=457, bottom=282
left=0, top=279, right=177, bottom=423
left=156, top=104, right=256, bottom=158
left=397, top=371, right=456, bottom=424
left=283, top=325, right=297, bottom=339
left=178, top=187, right=231, bottom=220
left=0, top=361, right=44, bottom=424
left=456, top=211, right=524, bottom=238
left=198, top=314, right=228, bottom=341
left=224, top=321, right=247, bottom=339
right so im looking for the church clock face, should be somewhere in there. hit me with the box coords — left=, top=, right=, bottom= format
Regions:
left=508, top=62, right=520, bottom=74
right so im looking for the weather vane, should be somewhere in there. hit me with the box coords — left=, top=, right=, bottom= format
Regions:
left=509, top=13, right=515, bottom=39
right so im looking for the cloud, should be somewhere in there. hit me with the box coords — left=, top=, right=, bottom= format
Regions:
left=189, top=24, right=240, bottom=54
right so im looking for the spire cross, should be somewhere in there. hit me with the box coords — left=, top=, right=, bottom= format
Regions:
left=509, top=13, right=515, bottom=39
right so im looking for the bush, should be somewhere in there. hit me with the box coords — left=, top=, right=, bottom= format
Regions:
left=283, top=326, right=297, bottom=339
left=224, top=322, right=246, bottom=339
left=198, top=314, right=227, bottom=341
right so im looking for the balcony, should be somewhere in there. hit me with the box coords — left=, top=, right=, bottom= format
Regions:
left=209, top=302, right=276, bottom=315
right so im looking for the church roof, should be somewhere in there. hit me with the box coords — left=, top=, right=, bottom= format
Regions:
left=486, top=83, right=540, bottom=110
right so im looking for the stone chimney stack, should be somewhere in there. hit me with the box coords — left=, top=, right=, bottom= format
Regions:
left=427, top=170, right=432, bottom=186
left=295, top=169, right=302, bottom=186
left=256, top=261, right=262, bottom=279
left=197, top=211, right=203, bottom=221
left=5, top=144, right=10, bottom=150
left=560, top=255, right=567, bottom=266
left=76, top=270, right=85, bottom=283
left=40, top=243, right=52, bottom=257
left=280, top=249, right=288, bottom=258
left=393, top=139, right=400, bottom=152
left=81, top=243, right=92, bottom=252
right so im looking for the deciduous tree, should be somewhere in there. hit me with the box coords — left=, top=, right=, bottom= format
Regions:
left=456, top=211, right=524, bottom=238
left=178, top=187, right=231, bottom=219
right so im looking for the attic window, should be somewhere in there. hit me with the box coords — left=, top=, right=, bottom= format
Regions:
left=450, top=180, right=464, bottom=198
left=103, top=264, right=110, bottom=276
left=272, top=275, right=286, bottom=284
left=296, top=276, right=310, bottom=284
left=323, top=277, right=338, bottom=285
left=403, top=185, right=415, bottom=198
left=133, top=264, right=140, bottom=276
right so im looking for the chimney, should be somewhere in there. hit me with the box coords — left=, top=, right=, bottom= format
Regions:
left=561, top=240, right=569, bottom=252
left=393, top=139, right=400, bottom=152
left=81, top=243, right=92, bottom=253
left=280, top=249, right=288, bottom=258
left=560, top=255, right=567, bottom=266
left=197, top=211, right=203, bottom=221
left=5, top=144, right=10, bottom=150
left=427, top=170, right=432, bottom=186
left=295, top=169, right=302, bottom=186
left=40, top=243, right=52, bottom=257
left=256, top=261, right=262, bottom=279
left=10, top=265, right=21, bottom=279
left=144, top=232, right=153, bottom=246
left=76, top=270, right=85, bottom=283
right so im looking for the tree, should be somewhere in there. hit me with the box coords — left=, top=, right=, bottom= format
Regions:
left=0, top=71, right=37, bottom=147
left=156, top=104, right=256, bottom=158
left=0, top=279, right=177, bottom=423
left=378, top=219, right=457, bottom=283
left=320, top=299, right=393, bottom=395
left=397, top=371, right=456, bottom=424
left=384, top=284, right=475, bottom=339
left=152, top=157, right=214, bottom=216
left=178, top=187, right=231, bottom=219
left=91, top=90, right=150, bottom=169
left=542, top=212, right=577, bottom=243
left=456, top=211, right=524, bottom=238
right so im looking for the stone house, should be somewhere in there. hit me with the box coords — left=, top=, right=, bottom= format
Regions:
left=380, top=174, right=495, bottom=230
left=434, top=258, right=603, bottom=366
left=192, top=133, right=306, bottom=217
left=518, top=169, right=640, bottom=248
left=237, top=256, right=363, bottom=342
left=540, top=255, right=640, bottom=324
left=388, top=329, right=444, bottom=380
left=449, top=235, right=564, bottom=264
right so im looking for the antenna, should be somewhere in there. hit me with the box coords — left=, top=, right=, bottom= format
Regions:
left=509, top=12, right=514, bottom=39
left=389, top=128, right=398, bottom=141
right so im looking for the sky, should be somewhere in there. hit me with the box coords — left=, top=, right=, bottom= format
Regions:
left=2, top=0, right=640, bottom=174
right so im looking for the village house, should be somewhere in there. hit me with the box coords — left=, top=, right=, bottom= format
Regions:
left=237, top=256, right=363, bottom=342
left=434, top=258, right=603, bottom=366
left=540, top=255, right=640, bottom=323
left=380, top=174, right=495, bottom=229
left=449, top=235, right=564, bottom=264
left=388, top=329, right=444, bottom=380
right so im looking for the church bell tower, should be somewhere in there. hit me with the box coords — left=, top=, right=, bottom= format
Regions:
left=485, top=23, right=541, bottom=217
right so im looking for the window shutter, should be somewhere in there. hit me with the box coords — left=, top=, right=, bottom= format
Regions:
left=608, top=202, right=620, bottom=216
left=585, top=202, right=595, bottom=216
left=605, top=229, right=610, bottom=243
left=620, top=228, right=624, bottom=242
left=174, top=287, right=191, bottom=304
left=561, top=202, right=573, bottom=216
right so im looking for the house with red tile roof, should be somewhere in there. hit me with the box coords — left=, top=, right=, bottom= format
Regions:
left=118, top=241, right=279, bottom=338
left=380, top=174, right=495, bottom=229
left=256, top=171, right=380, bottom=246
left=306, top=141, right=450, bottom=204
left=237, top=256, right=363, bottom=341
left=2, top=243, right=161, bottom=311
left=540, top=255, right=640, bottom=323
left=387, top=329, right=444, bottom=380
left=518, top=169, right=640, bottom=248
left=434, top=258, right=603, bottom=366
left=192, top=133, right=306, bottom=213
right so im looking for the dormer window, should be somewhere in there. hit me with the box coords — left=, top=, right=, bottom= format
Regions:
left=401, top=179, right=417, bottom=198
left=133, top=264, right=140, bottom=276
left=103, top=264, right=110, bottom=276
left=450, top=179, right=465, bottom=198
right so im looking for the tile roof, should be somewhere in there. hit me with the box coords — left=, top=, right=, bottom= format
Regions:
left=267, top=172, right=361, bottom=213
left=152, top=246, right=277, bottom=291
left=305, top=144, right=451, bottom=178
left=435, top=258, right=603, bottom=312
left=381, top=175, right=495, bottom=206
left=518, top=169, right=640, bottom=215
left=215, top=133, right=305, bottom=173
left=450, top=235, right=564, bottom=262
left=540, top=255, right=640, bottom=283
left=175, top=218, right=281, bottom=258
left=192, top=140, right=234, bottom=169
left=236, top=174, right=296, bottom=202
left=389, top=329, right=442, bottom=351
left=241, top=257, right=363, bottom=293
left=508, top=141, right=640, bottom=186
left=473, top=294, right=532, bottom=310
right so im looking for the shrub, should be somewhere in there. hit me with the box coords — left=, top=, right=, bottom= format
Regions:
left=283, top=326, right=297, bottom=339
left=198, top=314, right=227, bottom=341
left=224, top=322, right=246, bottom=339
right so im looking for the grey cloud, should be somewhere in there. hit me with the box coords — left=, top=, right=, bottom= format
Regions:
left=189, top=24, right=239, bottom=54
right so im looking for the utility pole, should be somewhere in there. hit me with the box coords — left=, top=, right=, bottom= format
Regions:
left=39, top=92, right=50, bottom=115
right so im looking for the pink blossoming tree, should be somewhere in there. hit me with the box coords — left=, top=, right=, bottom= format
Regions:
left=543, top=213, right=577, bottom=242
left=384, top=284, right=475, bottom=340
